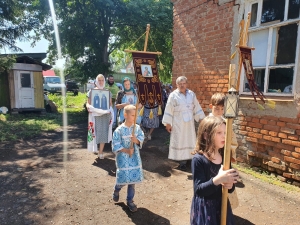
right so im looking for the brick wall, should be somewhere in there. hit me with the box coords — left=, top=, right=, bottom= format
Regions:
left=172, top=0, right=235, bottom=111
left=235, top=113, right=300, bottom=183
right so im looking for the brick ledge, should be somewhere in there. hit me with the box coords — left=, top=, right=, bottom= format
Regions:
left=239, top=95, right=294, bottom=102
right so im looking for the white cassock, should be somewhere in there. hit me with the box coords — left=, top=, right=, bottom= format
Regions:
left=162, top=89, right=205, bottom=161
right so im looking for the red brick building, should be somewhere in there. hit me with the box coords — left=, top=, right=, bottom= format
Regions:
left=172, top=0, right=300, bottom=184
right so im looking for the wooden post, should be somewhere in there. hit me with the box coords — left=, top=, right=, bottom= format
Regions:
left=220, top=64, right=235, bottom=225
left=144, top=24, right=150, bottom=52
left=129, top=100, right=139, bottom=150
left=236, top=13, right=251, bottom=91
left=221, top=13, right=251, bottom=224
left=220, top=117, right=233, bottom=225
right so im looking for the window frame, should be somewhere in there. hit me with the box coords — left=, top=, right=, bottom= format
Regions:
left=240, top=0, right=300, bottom=96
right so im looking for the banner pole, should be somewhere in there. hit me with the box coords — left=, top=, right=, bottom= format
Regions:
left=130, top=23, right=151, bottom=152
left=144, top=24, right=150, bottom=52
left=220, top=64, right=235, bottom=225
left=236, top=13, right=251, bottom=91
left=129, top=98, right=139, bottom=151
left=221, top=13, right=251, bottom=225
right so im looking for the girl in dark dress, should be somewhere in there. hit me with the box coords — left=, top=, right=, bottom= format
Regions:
left=190, top=116, right=239, bottom=225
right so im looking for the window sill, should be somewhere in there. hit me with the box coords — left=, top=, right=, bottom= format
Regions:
left=239, top=95, right=294, bottom=102
left=248, top=18, right=300, bottom=33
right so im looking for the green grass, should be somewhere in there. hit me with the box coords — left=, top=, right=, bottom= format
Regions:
left=233, top=163, right=300, bottom=193
left=0, top=92, right=88, bottom=142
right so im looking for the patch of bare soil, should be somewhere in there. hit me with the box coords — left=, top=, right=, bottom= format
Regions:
left=0, top=123, right=300, bottom=225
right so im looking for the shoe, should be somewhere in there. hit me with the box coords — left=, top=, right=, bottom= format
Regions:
left=98, top=153, right=104, bottom=159
left=127, top=201, right=137, bottom=212
left=179, top=164, right=187, bottom=171
left=147, top=135, right=151, bottom=140
left=112, top=191, right=119, bottom=202
left=141, top=126, right=147, bottom=134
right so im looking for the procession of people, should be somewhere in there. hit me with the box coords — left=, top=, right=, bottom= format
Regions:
left=86, top=73, right=239, bottom=224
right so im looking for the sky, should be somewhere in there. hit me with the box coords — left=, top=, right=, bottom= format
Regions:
left=16, top=38, right=49, bottom=54
left=2, top=38, right=65, bottom=68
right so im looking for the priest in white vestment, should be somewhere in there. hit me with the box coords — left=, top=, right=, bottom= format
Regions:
left=162, top=76, right=205, bottom=170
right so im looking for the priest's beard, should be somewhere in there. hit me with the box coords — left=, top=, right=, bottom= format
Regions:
left=107, top=81, right=114, bottom=86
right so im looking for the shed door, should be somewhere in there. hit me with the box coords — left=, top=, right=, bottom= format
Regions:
left=19, top=71, right=34, bottom=108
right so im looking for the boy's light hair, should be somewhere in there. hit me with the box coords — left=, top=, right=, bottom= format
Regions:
left=124, top=105, right=136, bottom=115
left=211, top=93, right=225, bottom=106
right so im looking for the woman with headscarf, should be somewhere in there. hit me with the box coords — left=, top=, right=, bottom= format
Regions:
left=115, top=77, right=142, bottom=125
left=86, top=74, right=113, bottom=159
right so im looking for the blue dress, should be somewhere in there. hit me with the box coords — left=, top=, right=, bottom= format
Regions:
left=116, top=91, right=141, bottom=124
left=112, top=124, right=144, bottom=185
left=190, top=153, right=235, bottom=225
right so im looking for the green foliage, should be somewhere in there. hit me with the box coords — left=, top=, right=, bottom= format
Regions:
left=115, top=0, right=173, bottom=83
left=0, top=0, right=51, bottom=52
left=233, top=164, right=300, bottom=192
left=0, top=55, right=16, bottom=72
left=0, top=0, right=51, bottom=70
left=0, top=113, right=61, bottom=142
left=48, top=92, right=87, bottom=113
left=110, top=50, right=127, bottom=73
left=53, top=68, right=61, bottom=77
left=48, top=0, right=173, bottom=82
left=0, top=93, right=87, bottom=142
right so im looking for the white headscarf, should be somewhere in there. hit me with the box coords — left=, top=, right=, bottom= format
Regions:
left=95, top=74, right=106, bottom=89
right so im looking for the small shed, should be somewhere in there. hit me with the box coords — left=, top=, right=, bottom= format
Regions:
left=0, top=53, right=52, bottom=114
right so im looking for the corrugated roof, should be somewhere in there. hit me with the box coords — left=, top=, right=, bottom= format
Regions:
left=15, top=55, right=52, bottom=71
left=42, top=70, right=56, bottom=76
left=1, top=53, right=52, bottom=70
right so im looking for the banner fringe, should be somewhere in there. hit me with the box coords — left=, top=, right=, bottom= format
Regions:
left=139, top=106, right=144, bottom=116
left=257, top=102, right=265, bottom=110
left=158, top=105, right=162, bottom=115
left=149, top=109, right=154, bottom=119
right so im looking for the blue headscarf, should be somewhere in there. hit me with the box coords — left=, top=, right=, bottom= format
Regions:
left=122, top=77, right=136, bottom=93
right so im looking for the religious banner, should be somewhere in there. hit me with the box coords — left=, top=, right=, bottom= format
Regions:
left=132, top=52, right=163, bottom=108
left=239, top=46, right=266, bottom=103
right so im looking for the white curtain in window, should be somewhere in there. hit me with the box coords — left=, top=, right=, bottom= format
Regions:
left=270, top=27, right=278, bottom=65
left=248, top=29, right=269, bottom=67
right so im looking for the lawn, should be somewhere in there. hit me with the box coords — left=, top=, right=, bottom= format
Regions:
left=0, top=92, right=88, bottom=142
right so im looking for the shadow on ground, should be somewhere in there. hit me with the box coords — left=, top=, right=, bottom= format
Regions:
left=92, top=155, right=116, bottom=177
left=116, top=202, right=170, bottom=225
left=234, top=215, right=255, bottom=225
left=0, top=122, right=87, bottom=225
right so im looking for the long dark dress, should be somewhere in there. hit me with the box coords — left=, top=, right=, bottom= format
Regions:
left=190, top=153, right=235, bottom=225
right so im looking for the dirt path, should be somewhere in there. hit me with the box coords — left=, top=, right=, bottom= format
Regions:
left=0, top=123, right=300, bottom=225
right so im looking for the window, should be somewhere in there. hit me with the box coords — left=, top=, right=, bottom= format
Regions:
left=288, top=0, right=300, bottom=19
left=250, top=3, right=259, bottom=27
left=243, top=0, right=300, bottom=95
left=261, top=0, right=285, bottom=24
left=21, top=73, right=31, bottom=88
left=45, top=77, right=61, bottom=83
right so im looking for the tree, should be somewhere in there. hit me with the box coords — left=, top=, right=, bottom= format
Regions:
left=0, top=0, right=51, bottom=70
left=0, top=0, right=50, bottom=52
left=49, top=0, right=173, bottom=82
left=113, top=0, right=173, bottom=83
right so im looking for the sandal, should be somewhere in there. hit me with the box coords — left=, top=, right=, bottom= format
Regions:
left=98, top=153, right=104, bottom=159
